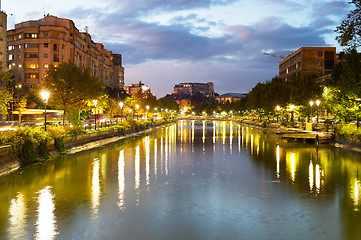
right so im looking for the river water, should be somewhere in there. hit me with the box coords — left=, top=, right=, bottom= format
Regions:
left=0, top=120, right=361, bottom=240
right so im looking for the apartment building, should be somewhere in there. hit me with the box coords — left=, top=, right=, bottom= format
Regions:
left=0, top=9, right=6, bottom=72
left=171, top=82, right=215, bottom=98
left=7, top=15, right=124, bottom=89
left=215, top=93, right=246, bottom=104
left=124, top=81, right=150, bottom=96
left=279, top=47, right=336, bottom=80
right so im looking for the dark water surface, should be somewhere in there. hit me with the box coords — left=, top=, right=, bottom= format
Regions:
left=1, top=120, right=361, bottom=240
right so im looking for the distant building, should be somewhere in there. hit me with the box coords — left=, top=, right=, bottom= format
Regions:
left=172, top=82, right=215, bottom=98
left=279, top=47, right=336, bottom=80
left=7, top=15, right=124, bottom=89
left=124, top=81, right=150, bottom=96
left=215, top=93, right=247, bottom=104
left=0, top=9, right=6, bottom=72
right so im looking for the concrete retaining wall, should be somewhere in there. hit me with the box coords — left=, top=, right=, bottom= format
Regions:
left=0, top=145, right=21, bottom=176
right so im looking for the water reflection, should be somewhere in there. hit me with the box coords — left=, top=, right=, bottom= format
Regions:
left=8, top=193, right=27, bottom=239
left=2, top=121, right=361, bottom=239
left=118, top=150, right=125, bottom=209
left=35, top=186, right=57, bottom=240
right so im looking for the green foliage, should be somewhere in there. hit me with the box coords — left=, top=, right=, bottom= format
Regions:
left=44, top=61, right=103, bottom=124
left=68, top=109, right=82, bottom=128
left=335, top=124, right=361, bottom=142
left=157, top=97, right=179, bottom=111
left=0, top=87, right=12, bottom=115
left=336, top=0, right=361, bottom=49
left=54, top=137, right=66, bottom=155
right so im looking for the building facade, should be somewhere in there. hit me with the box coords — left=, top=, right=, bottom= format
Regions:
left=172, top=82, right=214, bottom=98
left=215, top=93, right=246, bottom=104
left=279, top=47, right=336, bottom=80
left=0, top=9, right=6, bottom=72
left=7, top=15, right=124, bottom=89
left=124, top=81, right=150, bottom=96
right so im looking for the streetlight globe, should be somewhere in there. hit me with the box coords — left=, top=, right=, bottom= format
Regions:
left=119, top=102, right=123, bottom=108
left=146, top=105, right=149, bottom=110
left=309, top=101, right=314, bottom=107
left=154, top=107, right=157, bottom=111
left=136, top=104, right=139, bottom=110
left=93, top=99, right=98, bottom=107
left=41, top=90, right=50, bottom=103
left=316, top=100, right=320, bottom=106
left=276, top=105, right=281, bottom=111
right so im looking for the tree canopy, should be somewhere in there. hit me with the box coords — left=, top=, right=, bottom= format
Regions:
left=44, top=61, right=103, bottom=123
left=336, top=0, right=361, bottom=49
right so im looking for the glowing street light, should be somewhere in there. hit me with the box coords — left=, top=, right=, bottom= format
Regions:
left=309, top=100, right=314, bottom=122
left=41, top=90, right=50, bottom=131
left=316, top=100, right=321, bottom=123
left=119, top=101, right=124, bottom=123
left=93, top=99, right=98, bottom=130
left=276, top=105, right=281, bottom=123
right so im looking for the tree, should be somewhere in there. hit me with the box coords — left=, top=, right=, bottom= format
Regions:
left=44, top=61, right=103, bottom=124
left=157, top=97, right=179, bottom=111
left=0, top=87, right=12, bottom=116
left=102, top=95, right=119, bottom=123
left=336, top=0, right=361, bottom=49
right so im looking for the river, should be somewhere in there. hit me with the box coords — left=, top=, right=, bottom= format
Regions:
left=0, top=120, right=361, bottom=240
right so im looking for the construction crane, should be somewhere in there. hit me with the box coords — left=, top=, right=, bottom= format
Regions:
left=262, top=51, right=285, bottom=59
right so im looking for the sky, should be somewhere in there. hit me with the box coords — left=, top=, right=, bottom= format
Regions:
left=2, top=0, right=353, bottom=97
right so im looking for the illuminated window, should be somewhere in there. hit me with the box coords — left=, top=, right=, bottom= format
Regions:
left=8, top=55, right=14, bottom=61
left=8, top=45, right=14, bottom=50
left=27, top=63, right=39, bottom=69
left=8, top=64, right=12, bottom=70
left=18, top=64, right=22, bottom=68
left=31, top=34, right=38, bottom=38
left=44, top=64, right=49, bottom=68
left=18, top=34, right=22, bottom=39
left=30, top=74, right=37, bottom=78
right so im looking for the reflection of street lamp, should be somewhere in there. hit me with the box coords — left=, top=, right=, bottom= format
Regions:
left=136, top=104, right=139, bottom=120
left=146, top=105, right=149, bottom=120
left=93, top=99, right=98, bottom=130
left=276, top=105, right=281, bottom=123
left=119, top=101, right=123, bottom=123
left=41, top=91, right=50, bottom=131
left=309, top=100, right=314, bottom=122
left=230, top=110, right=233, bottom=118
left=316, top=100, right=320, bottom=123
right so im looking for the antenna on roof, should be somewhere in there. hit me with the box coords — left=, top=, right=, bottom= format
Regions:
left=85, top=26, right=89, bottom=34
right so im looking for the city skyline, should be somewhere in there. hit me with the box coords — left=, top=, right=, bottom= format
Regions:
left=3, top=0, right=352, bottom=97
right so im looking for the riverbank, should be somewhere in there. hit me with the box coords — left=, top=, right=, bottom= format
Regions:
left=0, top=120, right=175, bottom=177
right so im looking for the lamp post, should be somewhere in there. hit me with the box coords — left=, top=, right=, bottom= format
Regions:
left=289, top=105, right=296, bottom=126
left=136, top=104, right=139, bottom=120
left=316, top=100, right=320, bottom=123
left=41, top=91, right=50, bottom=131
left=146, top=105, right=149, bottom=120
left=276, top=105, right=281, bottom=123
left=93, top=99, right=98, bottom=130
left=309, top=100, right=314, bottom=122
left=119, top=101, right=123, bottom=123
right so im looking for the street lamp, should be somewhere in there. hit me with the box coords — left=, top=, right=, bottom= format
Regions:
left=309, top=100, right=314, bottom=122
left=136, top=104, right=139, bottom=120
left=41, top=90, right=50, bottom=131
left=276, top=105, right=281, bottom=123
left=289, top=105, right=296, bottom=126
left=119, top=101, right=123, bottom=123
left=93, top=99, right=98, bottom=130
left=315, top=100, right=321, bottom=123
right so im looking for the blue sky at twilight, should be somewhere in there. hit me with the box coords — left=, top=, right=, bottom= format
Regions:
left=2, top=0, right=353, bottom=97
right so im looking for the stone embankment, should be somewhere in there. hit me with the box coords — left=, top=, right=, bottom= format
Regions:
left=0, top=122, right=172, bottom=177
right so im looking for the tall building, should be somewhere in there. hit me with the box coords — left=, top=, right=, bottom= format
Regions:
left=7, top=15, right=124, bottom=89
left=279, top=47, right=336, bottom=80
left=0, top=6, right=6, bottom=72
left=172, top=82, right=214, bottom=98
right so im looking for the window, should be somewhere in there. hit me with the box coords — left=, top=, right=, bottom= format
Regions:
left=8, top=45, right=14, bottom=50
left=44, top=43, right=48, bottom=48
left=25, top=43, right=39, bottom=48
left=31, top=34, right=37, bottom=38
left=53, top=44, right=58, bottom=51
left=53, top=54, right=59, bottom=62
left=44, top=53, right=48, bottom=58
left=44, top=64, right=49, bottom=68
left=317, top=61, right=323, bottom=66
left=318, top=70, right=323, bottom=76
left=8, top=55, right=14, bottom=61
left=26, top=63, right=39, bottom=69
left=18, top=34, right=22, bottom=40
left=44, top=33, right=48, bottom=37
left=318, top=51, right=323, bottom=57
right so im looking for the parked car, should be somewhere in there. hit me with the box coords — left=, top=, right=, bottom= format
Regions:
left=325, top=119, right=339, bottom=125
